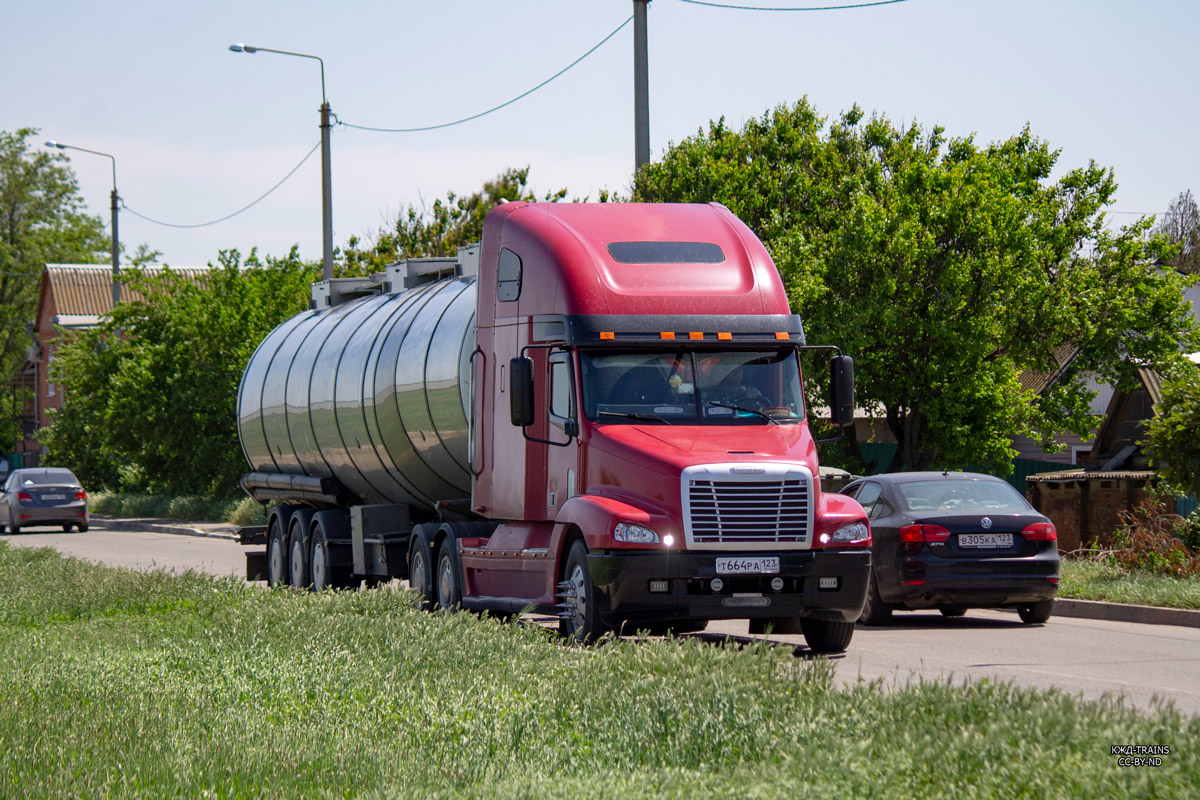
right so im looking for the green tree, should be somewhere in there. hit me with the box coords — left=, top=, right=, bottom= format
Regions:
left=1154, top=190, right=1200, bottom=275
left=0, top=127, right=108, bottom=451
left=42, top=248, right=317, bottom=496
left=1143, top=363, right=1200, bottom=500
left=342, top=166, right=568, bottom=273
left=635, top=100, right=1197, bottom=473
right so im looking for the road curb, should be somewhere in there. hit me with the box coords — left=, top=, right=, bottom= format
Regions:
left=1049, top=598, right=1200, bottom=629
left=91, top=516, right=239, bottom=541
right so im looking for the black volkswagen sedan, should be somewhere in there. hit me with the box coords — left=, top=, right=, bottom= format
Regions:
left=841, top=472, right=1058, bottom=625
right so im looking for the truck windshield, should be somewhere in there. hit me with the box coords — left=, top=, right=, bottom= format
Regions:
left=579, top=349, right=806, bottom=424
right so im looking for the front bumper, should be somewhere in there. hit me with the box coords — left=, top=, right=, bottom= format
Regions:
left=589, top=549, right=871, bottom=626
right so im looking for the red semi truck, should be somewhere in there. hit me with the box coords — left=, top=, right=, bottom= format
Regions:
left=237, top=202, right=871, bottom=651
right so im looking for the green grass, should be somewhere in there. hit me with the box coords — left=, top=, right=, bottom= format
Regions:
left=1059, top=558, right=1200, bottom=610
left=1, top=543, right=1196, bottom=799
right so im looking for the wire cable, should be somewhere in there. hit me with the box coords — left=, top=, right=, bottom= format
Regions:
left=341, top=15, right=633, bottom=134
left=122, top=140, right=321, bottom=228
left=677, top=0, right=907, bottom=10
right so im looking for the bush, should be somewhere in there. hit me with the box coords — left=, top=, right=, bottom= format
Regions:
left=227, top=496, right=267, bottom=526
left=1110, top=498, right=1200, bottom=577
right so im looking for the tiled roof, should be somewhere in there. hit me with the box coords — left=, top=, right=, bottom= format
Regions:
left=46, top=264, right=211, bottom=317
left=1025, top=469, right=1155, bottom=483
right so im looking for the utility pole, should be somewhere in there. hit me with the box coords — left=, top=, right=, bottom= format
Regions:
left=633, top=0, right=651, bottom=173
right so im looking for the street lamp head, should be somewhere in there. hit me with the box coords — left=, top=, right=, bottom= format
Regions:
left=229, top=43, right=258, bottom=53
left=45, top=141, right=67, bottom=149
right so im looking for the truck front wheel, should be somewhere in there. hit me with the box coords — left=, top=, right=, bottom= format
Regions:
left=800, top=617, right=855, bottom=653
left=559, top=541, right=609, bottom=644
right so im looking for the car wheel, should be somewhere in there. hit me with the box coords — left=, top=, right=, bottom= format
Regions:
left=266, top=516, right=288, bottom=587
left=939, top=607, right=967, bottom=618
left=1017, top=599, right=1054, bottom=625
left=858, top=572, right=893, bottom=626
left=408, top=528, right=436, bottom=610
left=800, top=618, right=855, bottom=653
left=78, top=523, right=88, bottom=533
left=62, top=524, right=73, bottom=533
left=8, top=508, right=18, bottom=536
left=288, top=524, right=311, bottom=589
left=558, top=540, right=609, bottom=643
left=436, top=536, right=462, bottom=611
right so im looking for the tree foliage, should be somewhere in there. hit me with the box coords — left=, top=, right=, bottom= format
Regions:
left=1154, top=190, right=1200, bottom=275
left=0, top=127, right=108, bottom=450
left=42, top=249, right=317, bottom=496
left=1143, top=363, right=1200, bottom=500
left=635, top=100, right=1197, bottom=473
left=343, top=166, right=568, bottom=274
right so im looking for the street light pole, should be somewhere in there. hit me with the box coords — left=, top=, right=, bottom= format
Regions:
left=45, top=141, right=121, bottom=307
left=633, top=0, right=651, bottom=173
left=230, top=43, right=334, bottom=281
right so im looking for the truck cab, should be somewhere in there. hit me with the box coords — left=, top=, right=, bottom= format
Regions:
left=462, top=202, right=871, bottom=647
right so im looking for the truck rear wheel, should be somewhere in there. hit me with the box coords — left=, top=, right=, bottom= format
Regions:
left=436, top=536, right=462, bottom=611
left=408, top=527, right=436, bottom=610
left=800, top=617, right=855, bottom=653
left=559, top=541, right=608, bottom=643
left=267, top=516, right=288, bottom=587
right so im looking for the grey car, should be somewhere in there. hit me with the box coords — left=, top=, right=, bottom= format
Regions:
left=0, top=468, right=89, bottom=533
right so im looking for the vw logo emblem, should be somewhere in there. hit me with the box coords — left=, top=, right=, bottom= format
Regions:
left=981, top=517, right=993, bottom=529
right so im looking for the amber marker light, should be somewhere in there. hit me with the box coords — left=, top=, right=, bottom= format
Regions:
left=717, top=332, right=732, bottom=341
left=660, top=332, right=676, bottom=340
left=600, top=332, right=615, bottom=340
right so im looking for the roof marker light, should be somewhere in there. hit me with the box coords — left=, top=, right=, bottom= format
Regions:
left=717, top=332, right=732, bottom=341
left=660, top=332, right=676, bottom=340
left=775, top=332, right=790, bottom=340
left=600, top=332, right=615, bottom=340
left=689, top=332, right=704, bottom=340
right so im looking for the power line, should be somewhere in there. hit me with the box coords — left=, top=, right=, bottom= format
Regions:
left=122, top=141, right=321, bottom=229
left=340, top=15, right=633, bottom=134
left=677, top=0, right=907, bottom=10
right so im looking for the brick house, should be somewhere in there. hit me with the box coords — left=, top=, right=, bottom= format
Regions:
left=10, top=264, right=207, bottom=467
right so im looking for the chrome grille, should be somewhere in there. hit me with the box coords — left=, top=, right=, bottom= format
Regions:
left=687, top=477, right=811, bottom=545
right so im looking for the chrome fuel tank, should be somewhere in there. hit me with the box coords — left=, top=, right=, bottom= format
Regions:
left=237, top=276, right=476, bottom=511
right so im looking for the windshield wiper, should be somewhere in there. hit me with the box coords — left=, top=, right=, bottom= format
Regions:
left=598, top=410, right=675, bottom=425
left=705, top=401, right=778, bottom=425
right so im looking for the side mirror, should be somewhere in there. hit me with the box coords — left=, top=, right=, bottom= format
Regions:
left=829, top=355, right=855, bottom=428
left=509, top=357, right=535, bottom=426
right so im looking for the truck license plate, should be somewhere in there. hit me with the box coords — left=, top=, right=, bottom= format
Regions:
left=716, top=556, right=780, bottom=575
left=958, top=533, right=1013, bottom=549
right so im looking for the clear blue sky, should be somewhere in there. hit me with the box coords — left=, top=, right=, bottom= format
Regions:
left=5, top=0, right=1196, bottom=267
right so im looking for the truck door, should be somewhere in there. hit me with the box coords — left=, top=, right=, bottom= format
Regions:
left=535, top=349, right=582, bottom=581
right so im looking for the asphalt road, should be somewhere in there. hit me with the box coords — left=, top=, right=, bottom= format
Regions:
left=6, top=522, right=1200, bottom=717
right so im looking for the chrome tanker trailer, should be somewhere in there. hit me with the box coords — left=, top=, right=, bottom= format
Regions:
left=238, top=202, right=871, bottom=651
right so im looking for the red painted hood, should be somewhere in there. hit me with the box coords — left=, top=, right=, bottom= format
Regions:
left=582, top=422, right=820, bottom=518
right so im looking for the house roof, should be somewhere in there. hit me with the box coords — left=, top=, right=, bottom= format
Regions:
left=1017, top=344, right=1080, bottom=396
left=45, top=264, right=210, bottom=318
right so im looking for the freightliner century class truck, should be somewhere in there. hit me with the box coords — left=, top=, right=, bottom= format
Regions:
left=236, top=202, right=871, bottom=651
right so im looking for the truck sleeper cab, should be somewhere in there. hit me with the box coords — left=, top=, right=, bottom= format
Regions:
left=237, top=202, right=871, bottom=653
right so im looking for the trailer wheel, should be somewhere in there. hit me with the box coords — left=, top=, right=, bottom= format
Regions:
left=266, top=516, right=288, bottom=587
left=288, top=523, right=311, bottom=589
left=558, top=541, right=608, bottom=643
left=310, top=516, right=353, bottom=591
left=800, top=617, right=855, bottom=653
left=436, top=536, right=462, bottom=611
left=408, top=527, right=436, bottom=610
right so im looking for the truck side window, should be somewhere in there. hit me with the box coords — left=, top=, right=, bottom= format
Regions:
left=498, top=248, right=522, bottom=302
left=549, top=354, right=575, bottom=424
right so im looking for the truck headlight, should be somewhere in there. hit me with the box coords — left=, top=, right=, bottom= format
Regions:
left=614, top=522, right=660, bottom=544
left=830, top=521, right=870, bottom=544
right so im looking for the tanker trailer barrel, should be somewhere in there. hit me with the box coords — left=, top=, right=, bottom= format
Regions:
left=237, top=275, right=477, bottom=512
